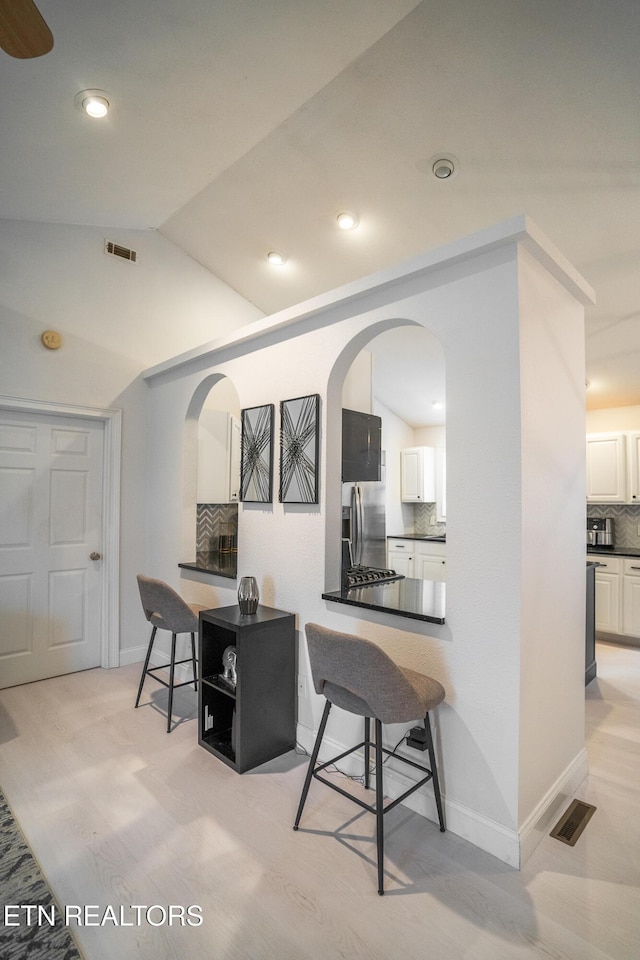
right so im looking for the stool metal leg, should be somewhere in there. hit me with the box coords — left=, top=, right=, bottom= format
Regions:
left=375, top=719, right=385, bottom=895
left=190, top=632, right=198, bottom=691
left=364, top=717, right=371, bottom=790
left=293, top=700, right=332, bottom=830
left=424, top=713, right=445, bottom=831
left=135, top=626, right=157, bottom=708
left=167, top=633, right=177, bottom=733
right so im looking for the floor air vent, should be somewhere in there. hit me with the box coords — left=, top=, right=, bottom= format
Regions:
left=105, top=240, right=137, bottom=262
left=550, top=799, right=596, bottom=846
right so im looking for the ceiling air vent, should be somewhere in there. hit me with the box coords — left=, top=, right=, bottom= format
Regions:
left=105, top=240, right=137, bottom=263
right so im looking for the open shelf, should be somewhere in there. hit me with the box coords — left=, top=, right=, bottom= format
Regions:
left=201, top=727, right=235, bottom=762
left=198, top=604, right=295, bottom=773
left=202, top=675, right=237, bottom=699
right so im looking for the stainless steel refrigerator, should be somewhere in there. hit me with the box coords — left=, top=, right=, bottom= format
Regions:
left=341, top=479, right=387, bottom=570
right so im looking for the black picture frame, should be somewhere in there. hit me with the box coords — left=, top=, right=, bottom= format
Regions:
left=279, top=394, right=320, bottom=504
left=240, top=404, right=274, bottom=502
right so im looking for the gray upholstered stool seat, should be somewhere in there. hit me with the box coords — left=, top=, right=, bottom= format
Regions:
left=135, top=574, right=207, bottom=732
left=294, top=622, right=446, bottom=894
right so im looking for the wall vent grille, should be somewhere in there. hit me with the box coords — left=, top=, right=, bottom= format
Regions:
left=550, top=799, right=596, bottom=846
left=105, top=240, right=137, bottom=262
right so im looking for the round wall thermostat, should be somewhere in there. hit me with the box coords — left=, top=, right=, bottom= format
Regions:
left=41, top=330, right=63, bottom=350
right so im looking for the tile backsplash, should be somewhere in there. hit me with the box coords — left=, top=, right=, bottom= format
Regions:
left=413, top=502, right=446, bottom=537
left=587, top=503, right=640, bottom=549
left=196, top=502, right=238, bottom=554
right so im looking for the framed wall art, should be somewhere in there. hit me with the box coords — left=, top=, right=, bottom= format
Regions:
left=279, top=394, right=320, bottom=504
left=240, top=404, right=274, bottom=502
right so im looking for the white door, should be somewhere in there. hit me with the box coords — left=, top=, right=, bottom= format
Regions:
left=0, top=410, right=105, bottom=688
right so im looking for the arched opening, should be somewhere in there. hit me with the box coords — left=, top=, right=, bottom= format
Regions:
left=183, top=374, right=242, bottom=577
left=325, top=318, right=446, bottom=590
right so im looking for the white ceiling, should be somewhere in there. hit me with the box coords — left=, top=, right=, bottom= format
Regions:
left=2, top=0, right=639, bottom=426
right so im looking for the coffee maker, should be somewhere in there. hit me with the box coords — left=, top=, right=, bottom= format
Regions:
left=587, top=517, right=614, bottom=547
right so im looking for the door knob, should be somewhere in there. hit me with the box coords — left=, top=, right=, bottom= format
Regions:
left=90, top=552, right=102, bottom=561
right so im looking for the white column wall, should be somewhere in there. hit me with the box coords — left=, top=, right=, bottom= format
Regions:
left=517, top=248, right=588, bottom=857
left=144, top=230, right=591, bottom=867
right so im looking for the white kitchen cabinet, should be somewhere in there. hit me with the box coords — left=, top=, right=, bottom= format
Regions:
left=401, top=447, right=436, bottom=502
left=388, top=538, right=446, bottom=581
left=622, top=558, right=640, bottom=638
left=436, top=447, right=446, bottom=522
left=627, top=431, right=640, bottom=503
left=387, top=538, right=415, bottom=576
left=415, top=540, right=446, bottom=581
left=589, top=554, right=622, bottom=634
left=586, top=433, right=627, bottom=503
left=198, top=410, right=241, bottom=503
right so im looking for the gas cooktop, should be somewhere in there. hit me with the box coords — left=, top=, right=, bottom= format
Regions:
left=346, top=566, right=405, bottom=587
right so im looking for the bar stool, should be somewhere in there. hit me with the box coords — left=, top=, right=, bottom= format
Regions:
left=135, top=574, right=206, bottom=732
left=293, top=622, right=446, bottom=894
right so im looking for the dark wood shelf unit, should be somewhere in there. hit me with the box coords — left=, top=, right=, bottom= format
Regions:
left=198, top=604, right=296, bottom=773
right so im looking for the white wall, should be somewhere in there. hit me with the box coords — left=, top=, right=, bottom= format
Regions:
left=586, top=405, right=640, bottom=431
left=414, top=424, right=446, bottom=448
left=373, top=398, right=415, bottom=536
left=0, top=220, right=263, bottom=658
left=143, top=220, right=592, bottom=867
left=342, top=349, right=373, bottom=413
left=516, top=247, right=588, bottom=856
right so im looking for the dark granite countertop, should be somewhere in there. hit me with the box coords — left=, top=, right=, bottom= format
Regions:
left=179, top=552, right=237, bottom=579
left=323, top=577, right=445, bottom=624
left=587, top=546, right=640, bottom=558
left=387, top=534, right=446, bottom=543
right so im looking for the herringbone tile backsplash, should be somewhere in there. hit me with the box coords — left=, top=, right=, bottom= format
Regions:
left=196, top=503, right=238, bottom=553
left=587, top=504, right=640, bottom=548
left=414, top=502, right=446, bottom=537
left=413, top=502, right=640, bottom=548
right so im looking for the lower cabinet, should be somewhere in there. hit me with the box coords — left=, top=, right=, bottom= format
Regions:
left=415, top=545, right=446, bottom=582
left=387, top=539, right=415, bottom=576
left=198, top=605, right=295, bottom=773
left=622, top=558, right=640, bottom=638
left=593, top=555, right=622, bottom=634
left=590, top=553, right=640, bottom=640
left=388, top=539, right=446, bottom=581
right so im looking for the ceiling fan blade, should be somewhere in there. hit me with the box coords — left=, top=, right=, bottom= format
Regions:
left=0, top=0, right=53, bottom=59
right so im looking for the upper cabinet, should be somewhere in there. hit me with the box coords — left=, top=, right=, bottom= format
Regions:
left=586, top=431, right=640, bottom=503
left=628, top=432, right=640, bottom=503
left=586, top=433, right=627, bottom=503
left=342, top=409, right=382, bottom=482
left=436, top=447, right=447, bottom=521
left=401, top=446, right=436, bottom=502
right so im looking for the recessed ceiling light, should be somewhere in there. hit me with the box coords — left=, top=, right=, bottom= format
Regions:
left=267, top=251, right=287, bottom=266
left=75, top=89, right=111, bottom=118
left=337, top=212, right=359, bottom=230
left=432, top=158, right=455, bottom=179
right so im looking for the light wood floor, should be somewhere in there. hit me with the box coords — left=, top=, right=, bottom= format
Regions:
left=1, top=640, right=638, bottom=960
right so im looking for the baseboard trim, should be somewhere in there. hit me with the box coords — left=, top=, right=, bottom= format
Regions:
left=518, top=747, right=589, bottom=866
left=118, top=641, right=197, bottom=680
left=118, top=645, right=147, bottom=667
left=597, top=630, right=640, bottom=649
left=295, top=723, right=589, bottom=869
left=295, top=722, right=520, bottom=867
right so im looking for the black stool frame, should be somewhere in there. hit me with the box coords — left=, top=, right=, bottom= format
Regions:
left=135, top=626, right=198, bottom=733
left=294, top=701, right=445, bottom=894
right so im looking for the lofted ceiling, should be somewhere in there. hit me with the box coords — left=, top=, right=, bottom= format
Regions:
left=1, top=0, right=639, bottom=426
